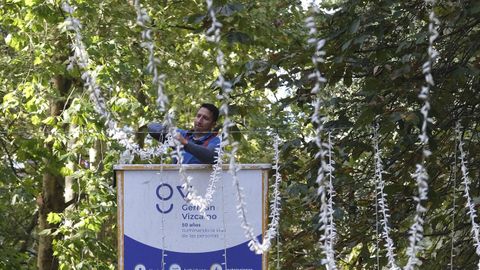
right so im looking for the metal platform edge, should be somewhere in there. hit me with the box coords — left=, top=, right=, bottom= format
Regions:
left=113, top=163, right=272, bottom=171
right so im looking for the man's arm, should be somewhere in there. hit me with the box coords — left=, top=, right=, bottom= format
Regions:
left=151, top=125, right=219, bottom=164
left=183, top=142, right=218, bottom=164
left=176, top=135, right=220, bottom=164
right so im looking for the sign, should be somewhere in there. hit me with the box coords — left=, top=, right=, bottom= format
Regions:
left=115, top=164, right=270, bottom=270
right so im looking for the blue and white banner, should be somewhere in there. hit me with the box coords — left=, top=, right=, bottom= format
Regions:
left=116, top=165, right=269, bottom=270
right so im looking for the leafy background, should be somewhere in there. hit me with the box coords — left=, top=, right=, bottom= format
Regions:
left=1, top=0, right=480, bottom=269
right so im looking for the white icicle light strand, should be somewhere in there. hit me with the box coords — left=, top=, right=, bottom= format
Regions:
left=62, top=2, right=169, bottom=163
left=171, top=0, right=234, bottom=215
left=134, top=0, right=179, bottom=165
left=373, top=124, right=400, bottom=270
left=180, top=137, right=225, bottom=215
left=133, top=2, right=189, bottom=173
left=232, top=135, right=282, bottom=254
left=133, top=0, right=226, bottom=213
left=405, top=1, right=439, bottom=269
left=456, top=122, right=480, bottom=269
left=305, top=3, right=338, bottom=269
left=324, top=133, right=337, bottom=269
left=62, top=2, right=109, bottom=120
left=133, top=0, right=168, bottom=112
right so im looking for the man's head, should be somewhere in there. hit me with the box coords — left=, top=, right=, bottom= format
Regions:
left=193, top=103, right=219, bottom=133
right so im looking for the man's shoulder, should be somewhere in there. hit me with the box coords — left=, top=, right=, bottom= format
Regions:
left=208, top=134, right=221, bottom=145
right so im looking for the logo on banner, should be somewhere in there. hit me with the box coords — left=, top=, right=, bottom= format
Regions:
left=210, top=263, right=222, bottom=270
left=134, top=264, right=146, bottom=270
left=155, top=183, right=187, bottom=214
left=169, top=264, right=181, bottom=270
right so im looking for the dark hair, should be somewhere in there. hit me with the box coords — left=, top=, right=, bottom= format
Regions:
left=200, top=103, right=219, bottom=122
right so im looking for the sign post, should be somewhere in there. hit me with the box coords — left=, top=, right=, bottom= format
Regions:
left=115, top=164, right=270, bottom=270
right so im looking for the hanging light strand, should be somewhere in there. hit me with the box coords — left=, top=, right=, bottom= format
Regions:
left=325, top=132, right=337, bottom=267
left=62, top=2, right=109, bottom=122
left=133, top=0, right=180, bottom=166
left=133, top=0, right=168, bottom=111
left=455, top=122, right=480, bottom=269
left=305, top=3, right=337, bottom=269
left=132, top=0, right=227, bottom=214
left=205, top=0, right=235, bottom=157
left=373, top=123, right=400, bottom=270
left=231, top=134, right=282, bottom=254
left=450, top=130, right=458, bottom=270
left=62, top=1, right=168, bottom=163
left=180, top=138, right=225, bottom=216
left=172, top=0, right=234, bottom=215
left=405, top=1, right=439, bottom=268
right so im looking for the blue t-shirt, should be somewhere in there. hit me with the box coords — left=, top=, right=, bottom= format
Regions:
left=178, top=129, right=220, bottom=164
left=147, top=123, right=220, bottom=164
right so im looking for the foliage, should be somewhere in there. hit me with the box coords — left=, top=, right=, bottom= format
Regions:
left=1, top=0, right=480, bottom=269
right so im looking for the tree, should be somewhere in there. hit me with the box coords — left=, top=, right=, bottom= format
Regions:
left=273, top=0, right=480, bottom=268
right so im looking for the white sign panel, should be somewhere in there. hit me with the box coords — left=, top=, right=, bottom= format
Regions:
left=115, top=164, right=269, bottom=270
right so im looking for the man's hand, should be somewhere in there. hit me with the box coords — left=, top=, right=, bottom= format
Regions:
left=175, top=133, right=188, bottom=145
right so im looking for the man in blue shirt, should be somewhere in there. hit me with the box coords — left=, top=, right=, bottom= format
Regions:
left=148, top=103, right=221, bottom=164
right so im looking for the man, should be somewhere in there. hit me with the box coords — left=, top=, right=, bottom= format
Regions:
left=148, top=103, right=221, bottom=164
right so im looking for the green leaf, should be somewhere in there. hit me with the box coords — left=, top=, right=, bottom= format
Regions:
left=350, top=18, right=361, bottom=33
left=225, top=31, right=251, bottom=45
left=219, top=3, right=245, bottom=16
left=60, top=166, right=74, bottom=176
left=24, top=0, right=36, bottom=7
left=3, top=92, right=16, bottom=103
left=184, top=13, right=205, bottom=24
left=5, top=34, right=22, bottom=51
left=229, top=124, right=242, bottom=142
left=341, top=39, right=352, bottom=51
left=31, top=115, right=41, bottom=125
left=42, top=116, right=56, bottom=126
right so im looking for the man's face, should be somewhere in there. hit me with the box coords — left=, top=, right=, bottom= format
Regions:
left=193, top=107, right=216, bottom=133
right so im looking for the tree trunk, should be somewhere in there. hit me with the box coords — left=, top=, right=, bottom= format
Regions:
left=37, top=75, right=71, bottom=270
left=37, top=171, right=64, bottom=270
